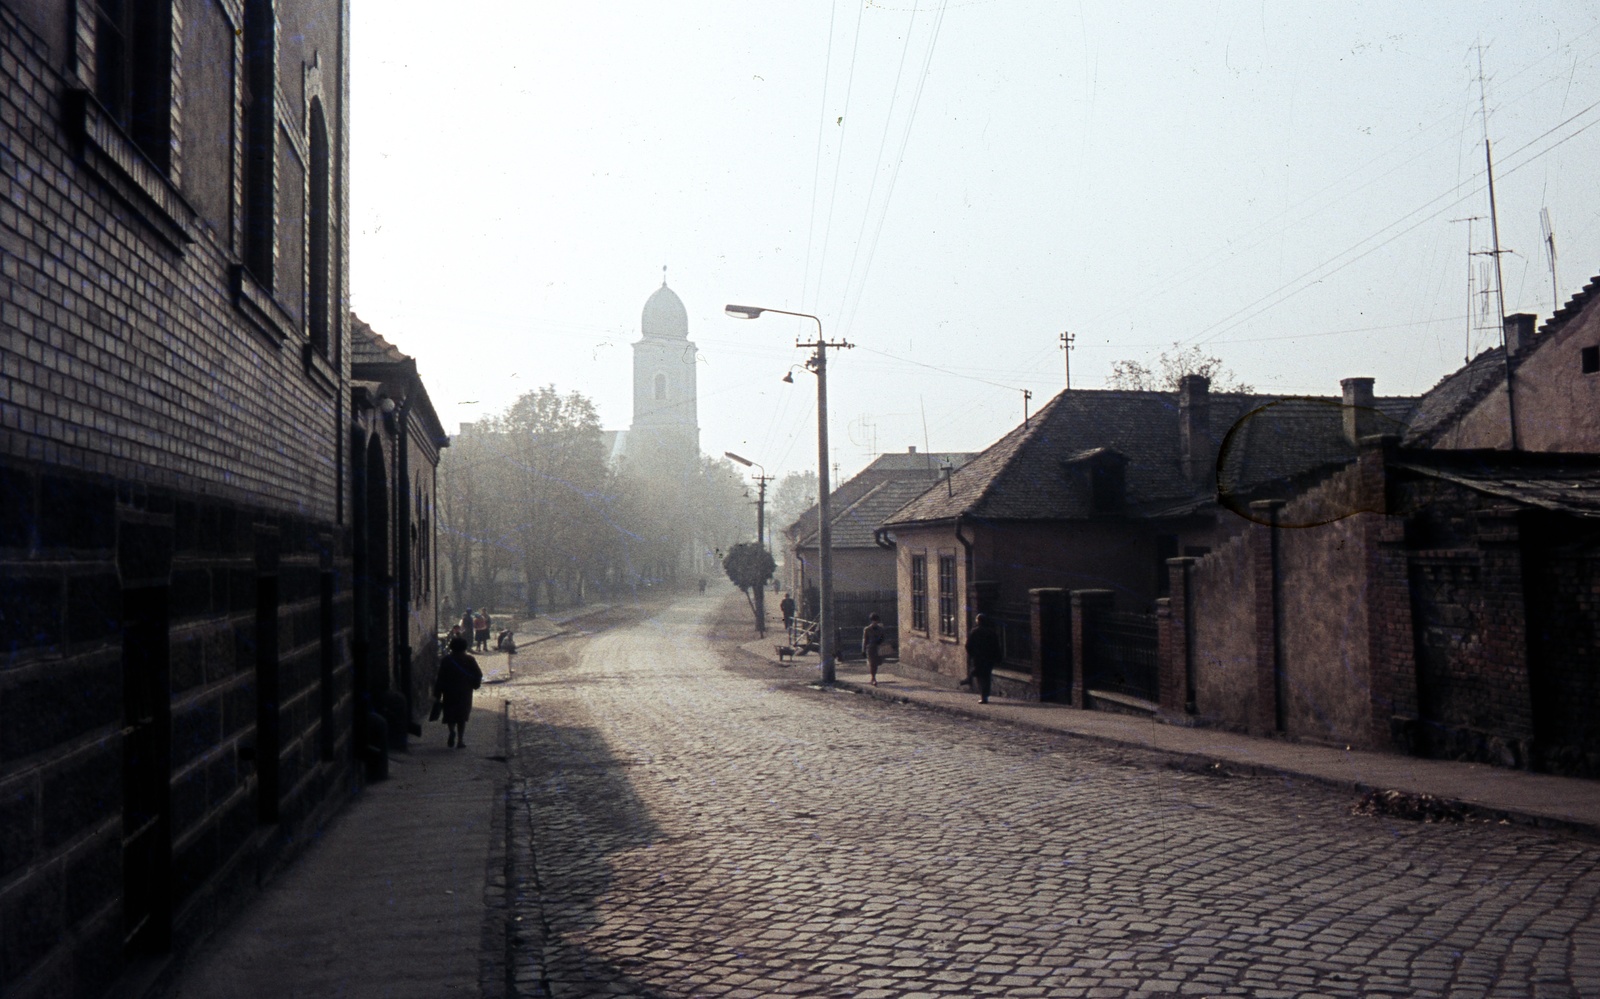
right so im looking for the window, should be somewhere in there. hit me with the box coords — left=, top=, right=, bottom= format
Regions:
left=654, top=373, right=667, bottom=400
left=308, top=99, right=331, bottom=355
left=1583, top=345, right=1599, bottom=375
left=94, top=0, right=173, bottom=172
left=1091, top=460, right=1124, bottom=512
left=909, top=554, right=927, bottom=631
left=242, top=0, right=276, bottom=284
left=937, top=554, right=957, bottom=637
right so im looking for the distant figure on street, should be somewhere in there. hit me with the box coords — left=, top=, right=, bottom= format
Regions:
left=964, top=613, right=1002, bottom=704
left=433, top=636, right=483, bottom=749
left=780, top=593, right=796, bottom=638
left=459, top=610, right=474, bottom=644
left=496, top=628, right=517, bottom=653
left=473, top=609, right=490, bottom=652
left=862, top=613, right=887, bottom=687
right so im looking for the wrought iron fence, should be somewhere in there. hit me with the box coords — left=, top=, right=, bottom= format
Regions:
left=993, top=610, right=1033, bottom=666
left=1085, top=609, right=1159, bottom=702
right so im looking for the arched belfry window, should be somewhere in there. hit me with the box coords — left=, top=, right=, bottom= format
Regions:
left=654, top=373, right=667, bottom=401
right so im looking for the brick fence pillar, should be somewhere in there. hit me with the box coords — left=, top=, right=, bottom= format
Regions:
left=1161, top=557, right=1197, bottom=718
left=1070, top=589, right=1115, bottom=709
left=1030, top=587, right=1071, bottom=703
left=1250, top=500, right=1285, bottom=735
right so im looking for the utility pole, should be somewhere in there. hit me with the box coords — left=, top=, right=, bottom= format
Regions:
left=1059, top=330, right=1076, bottom=389
left=1022, top=389, right=1033, bottom=426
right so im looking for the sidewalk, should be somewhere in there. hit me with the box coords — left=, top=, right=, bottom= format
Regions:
left=158, top=605, right=609, bottom=998
left=738, top=637, right=1600, bottom=838
left=160, top=718, right=510, bottom=999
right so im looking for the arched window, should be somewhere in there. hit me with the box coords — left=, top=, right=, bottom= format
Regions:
left=654, top=373, right=667, bottom=401
left=308, top=98, right=331, bottom=355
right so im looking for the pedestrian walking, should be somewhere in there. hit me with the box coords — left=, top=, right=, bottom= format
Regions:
left=473, top=608, right=490, bottom=653
left=780, top=592, right=796, bottom=639
left=964, top=613, right=1002, bottom=704
left=433, top=636, right=483, bottom=748
left=862, top=613, right=887, bottom=687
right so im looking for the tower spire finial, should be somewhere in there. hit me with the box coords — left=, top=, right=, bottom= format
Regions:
left=662, top=264, right=667, bottom=287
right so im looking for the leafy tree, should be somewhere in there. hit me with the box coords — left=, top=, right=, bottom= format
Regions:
left=722, top=541, right=776, bottom=634
left=1106, top=344, right=1253, bottom=393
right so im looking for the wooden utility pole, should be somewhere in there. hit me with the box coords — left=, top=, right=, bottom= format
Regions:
left=1059, top=330, right=1076, bottom=389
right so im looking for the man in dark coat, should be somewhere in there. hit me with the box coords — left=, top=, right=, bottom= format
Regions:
left=434, top=636, right=484, bottom=748
left=780, top=593, right=797, bottom=639
left=964, top=613, right=1002, bottom=704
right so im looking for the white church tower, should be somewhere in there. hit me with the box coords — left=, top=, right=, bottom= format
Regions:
left=626, top=274, right=700, bottom=473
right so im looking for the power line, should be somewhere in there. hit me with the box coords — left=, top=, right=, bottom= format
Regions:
left=1178, top=96, right=1600, bottom=349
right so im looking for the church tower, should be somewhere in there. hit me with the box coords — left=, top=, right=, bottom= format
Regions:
left=627, top=275, right=701, bottom=473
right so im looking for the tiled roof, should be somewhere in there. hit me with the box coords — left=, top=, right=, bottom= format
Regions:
left=793, top=478, right=948, bottom=550
left=1538, top=270, right=1600, bottom=339
left=784, top=451, right=972, bottom=542
left=886, top=386, right=1419, bottom=527
left=1219, top=396, right=1414, bottom=502
left=1405, top=270, right=1600, bottom=447
left=351, top=312, right=410, bottom=365
left=1402, top=347, right=1508, bottom=447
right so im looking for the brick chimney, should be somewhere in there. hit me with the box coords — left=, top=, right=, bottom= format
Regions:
left=1504, top=313, right=1537, bottom=357
left=1341, top=377, right=1376, bottom=444
left=1179, top=374, right=1211, bottom=487
left=907, top=445, right=916, bottom=453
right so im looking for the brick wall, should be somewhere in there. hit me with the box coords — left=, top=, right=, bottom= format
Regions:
left=0, top=3, right=358, bottom=997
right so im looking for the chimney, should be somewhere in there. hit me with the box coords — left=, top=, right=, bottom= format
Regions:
left=1178, top=374, right=1211, bottom=487
left=1504, top=313, right=1537, bottom=357
left=907, top=445, right=916, bottom=453
left=1341, top=377, right=1376, bottom=444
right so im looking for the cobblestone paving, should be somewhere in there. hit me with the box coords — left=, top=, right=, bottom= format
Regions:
left=504, top=599, right=1600, bottom=998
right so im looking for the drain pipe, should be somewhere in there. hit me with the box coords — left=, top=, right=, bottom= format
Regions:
left=955, top=515, right=976, bottom=634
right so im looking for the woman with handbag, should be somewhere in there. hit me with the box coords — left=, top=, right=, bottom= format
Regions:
left=433, top=636, right=484, bottom=749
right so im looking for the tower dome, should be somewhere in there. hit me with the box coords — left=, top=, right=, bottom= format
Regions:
left=641, top=282, right=689, bottom=339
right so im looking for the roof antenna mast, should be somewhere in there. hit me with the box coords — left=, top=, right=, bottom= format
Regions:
left=1541, top=207, right=1559, bottom=315
left=1477, top=43, right=1518, bottom=450
left=1059, top=330, right=1075, bottom=389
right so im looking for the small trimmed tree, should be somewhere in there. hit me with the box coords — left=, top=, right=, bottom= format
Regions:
left=722, top=541, right=776, bottom=635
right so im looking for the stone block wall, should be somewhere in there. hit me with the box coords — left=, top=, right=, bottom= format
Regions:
left=1188, top=532, right=1254, bottom=731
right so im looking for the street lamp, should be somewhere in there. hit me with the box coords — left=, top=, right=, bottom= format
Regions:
left=723, top=451, right=770, bottom=553
left=725, top=450, right=773, bottom=636
left=724, top=304, right=851, bottom=683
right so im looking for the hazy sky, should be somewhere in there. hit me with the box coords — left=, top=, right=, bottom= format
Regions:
left=350, top=2, right=1600, bottom=483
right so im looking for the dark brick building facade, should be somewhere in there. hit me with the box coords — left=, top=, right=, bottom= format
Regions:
left=0, top=2, right=424, bottom=996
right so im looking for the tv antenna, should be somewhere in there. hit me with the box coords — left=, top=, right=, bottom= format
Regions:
left=1541, top=207, right=1559, bottom=315
left=1450, top=216, right=1485, bottom=362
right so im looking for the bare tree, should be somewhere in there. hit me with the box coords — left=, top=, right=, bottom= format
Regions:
left=1106, top=344, right=1253, bottom=393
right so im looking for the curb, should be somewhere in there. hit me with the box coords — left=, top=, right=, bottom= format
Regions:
left=826, top=677, right=1600, bottom=843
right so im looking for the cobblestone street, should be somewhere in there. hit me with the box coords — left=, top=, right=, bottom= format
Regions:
left=502, top=597, right=1600, bottom=998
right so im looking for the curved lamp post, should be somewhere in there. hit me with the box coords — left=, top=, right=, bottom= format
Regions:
left=724, top=304, right=849, bottom=683
left=725, top=450, right=773, bottom=636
